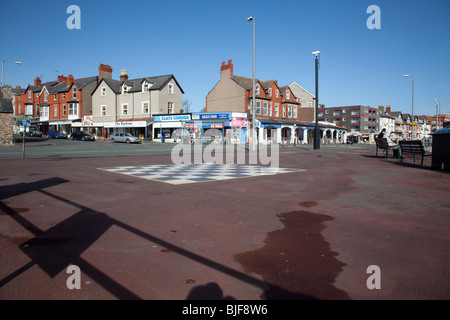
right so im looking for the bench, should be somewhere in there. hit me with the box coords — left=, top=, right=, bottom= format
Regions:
left=398, top=140, right=432, bottom=167
left=375, top=137, right=398, bottom=159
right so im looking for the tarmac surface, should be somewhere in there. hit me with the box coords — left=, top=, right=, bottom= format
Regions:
left=0, top=144, right=449, bottom=301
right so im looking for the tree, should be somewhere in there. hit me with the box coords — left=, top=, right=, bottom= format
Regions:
left=182, top=99, right=192, bottom=113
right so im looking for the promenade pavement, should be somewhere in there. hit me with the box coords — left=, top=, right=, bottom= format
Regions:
left=0, top=143, right=449, bottom=301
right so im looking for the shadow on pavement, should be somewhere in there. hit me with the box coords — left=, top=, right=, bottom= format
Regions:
left=0, top=177, right=326, bottom=300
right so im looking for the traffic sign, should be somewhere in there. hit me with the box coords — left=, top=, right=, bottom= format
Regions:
left=21, top=119, right=28, bottom=126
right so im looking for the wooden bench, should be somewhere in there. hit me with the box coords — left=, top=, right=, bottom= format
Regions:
left=375, top=137, right=398, bottom=159
left=398, top=140, right=432, bottom=167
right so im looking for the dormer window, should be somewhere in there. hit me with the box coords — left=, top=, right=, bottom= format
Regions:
left=286, top=90, right=290, bottom=100
left=122, top=85, right=128, bottom=95
left=73, top=87, right=77, bottom=98
left=143, top=82, right=150, bottom=92
left=268, top=88, right=272, bottom=97
left=255, top=85, right=260, bottom=95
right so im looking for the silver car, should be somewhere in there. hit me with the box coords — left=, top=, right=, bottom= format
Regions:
left=110, top=132, right=142, bottom=144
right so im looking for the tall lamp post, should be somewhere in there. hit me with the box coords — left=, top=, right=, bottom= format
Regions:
left=1, top=59, right=22, bottom=87
left=247, top=16, right=256, bottom=151
left=434, top=99, right=440, bottom=131
left=313, top=51, right=320, bottom=149
left=403, top=74, right=414, bottom=139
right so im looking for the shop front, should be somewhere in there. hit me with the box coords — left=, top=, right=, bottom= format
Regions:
left=152, top=113, right=192, bottom=143
left=104, top=120, right=152, bottom=142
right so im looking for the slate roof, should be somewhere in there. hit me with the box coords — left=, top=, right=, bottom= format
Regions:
left=93, top=74, right=184, bottom=95
left=0, top=95, right=13, bottom=113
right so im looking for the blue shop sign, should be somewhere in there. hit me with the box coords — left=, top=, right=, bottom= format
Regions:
left=192, top=113, right=230, bottom=120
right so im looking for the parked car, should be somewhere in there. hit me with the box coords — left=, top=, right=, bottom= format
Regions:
left=70, top=131, right=95, bottom=141
left=47, top=130, right=68, bottom=139
left=27, top=128, right=43, bottom=137
left=110, top=132, right=142, bottom=144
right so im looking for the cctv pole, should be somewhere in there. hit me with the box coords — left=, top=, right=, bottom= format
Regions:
left=251, top=16, right=256, bottom=151
left=314, top=53, right=320, bottom=149
left=411, top=78, right=414, bottom=139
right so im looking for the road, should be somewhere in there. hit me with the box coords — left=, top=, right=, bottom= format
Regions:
left=0, top=136, right=370, bottom=159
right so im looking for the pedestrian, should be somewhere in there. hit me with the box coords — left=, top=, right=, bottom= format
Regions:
left=378, top=128, right=386, bottom=139
left=161, top=130, right=165, bottom=143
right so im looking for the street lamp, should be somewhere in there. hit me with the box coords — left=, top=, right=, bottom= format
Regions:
left=403, top=74, right=414, bottom=139
left=247, top=15, right=256, bottom=151
left=1, top=59, right=22, bottom=87
left=434, top=98, right=440, bottom=131
left=313, top=51, right=320, bottom=149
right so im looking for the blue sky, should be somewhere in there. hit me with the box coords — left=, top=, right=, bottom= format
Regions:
left=1, top=0, right=449, bottom=116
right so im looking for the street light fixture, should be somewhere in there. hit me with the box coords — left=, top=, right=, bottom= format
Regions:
left=313, top=51, right=320, bottom=149
left=1, top=59, right=22, bottom=87
left=247, top=15, right=256, bottom=151
left=403, top=74, right=414, bottom=139
left=434, top=98, right=440, bottom=131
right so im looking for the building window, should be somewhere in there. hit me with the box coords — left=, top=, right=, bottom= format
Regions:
left=275, top=104, right=279, bottom=117
left=69, top=103, right=78, bottom=116
left=288, top=105, right=292, bottom=118
left=18, top=104, right=21, bottom=114
left=168, top=84, right=174, bottom=94
left=283, top=106, right=286, bottom=118
left=293, top=106, right=298, bottom=118
left=54, top=94, right=57, bottom=100
left=73, top=87, right=77, bottom=98
left=54, top=105, right=58, bottom=117
left=36, top=93, right=38, bottom=99
left=269, top=103, right=273, bottom=116
left=63, top=93, right=66, bottom=100
left=275, top=90, right=279, bottom=98
left=122, top=85, right=128, bottom=95
left=168, top=102, right=174, bottom=113
left=28, top=91, right=31, bottom=99
left=255, top=85, right=260, bottom=95
left=308, top=101, right=312, bottom=107
left=101, top=105, right=107, bottom=116
left=122, top=104, right=128, bottom=115
left=36, top=104, right=39, bottom=115
left=63, top=104, right=66, bottom=116
left=101, top=87, right=106, bottom=96
left=143, top=83, right=149, bottom=92
left=263, top=102, right=268, bottom=115
left=143, top=102, right=149, bottom=114
left=44, top=92, right=48, bottom=102
left=286, top=91, right=290, bottom=100
left=256, top=101, right=261, bottom=114
left=268, top=88, right=272, bottom=97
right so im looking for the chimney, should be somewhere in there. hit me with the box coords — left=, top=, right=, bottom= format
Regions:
left=57, top=75, right=67, bottom=83
left=99, top=64, right=113, bottom=80
left=386, top=105, right=391, bottom=115
left=68, top=74, right=74, bottom=86
left=120, top=70, right=129, bottom=82
left=34, top=77, right=41, bottom=87
left=220, top=59, right=233, bottom=79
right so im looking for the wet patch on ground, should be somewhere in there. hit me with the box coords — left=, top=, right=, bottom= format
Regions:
left=234, top=211, right=350, bottom=300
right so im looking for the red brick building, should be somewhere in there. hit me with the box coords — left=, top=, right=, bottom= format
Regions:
left=206, top=60, right=345, bottom=144
left=14, top=64, right=112, bottom=134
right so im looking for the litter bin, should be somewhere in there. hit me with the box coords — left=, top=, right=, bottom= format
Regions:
left=431, top=128, right=450, bottom=172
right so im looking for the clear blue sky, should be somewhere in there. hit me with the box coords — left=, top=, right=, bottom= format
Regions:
left=1, top=0, right=449, bottom=116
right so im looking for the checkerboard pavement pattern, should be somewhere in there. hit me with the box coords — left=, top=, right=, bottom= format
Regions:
left=99, top=163, right=304, bottom=185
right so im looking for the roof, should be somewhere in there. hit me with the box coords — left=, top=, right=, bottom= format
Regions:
left=0, top=99, right=13, bottom=113
left=92, top=74, right=184, bottom=95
